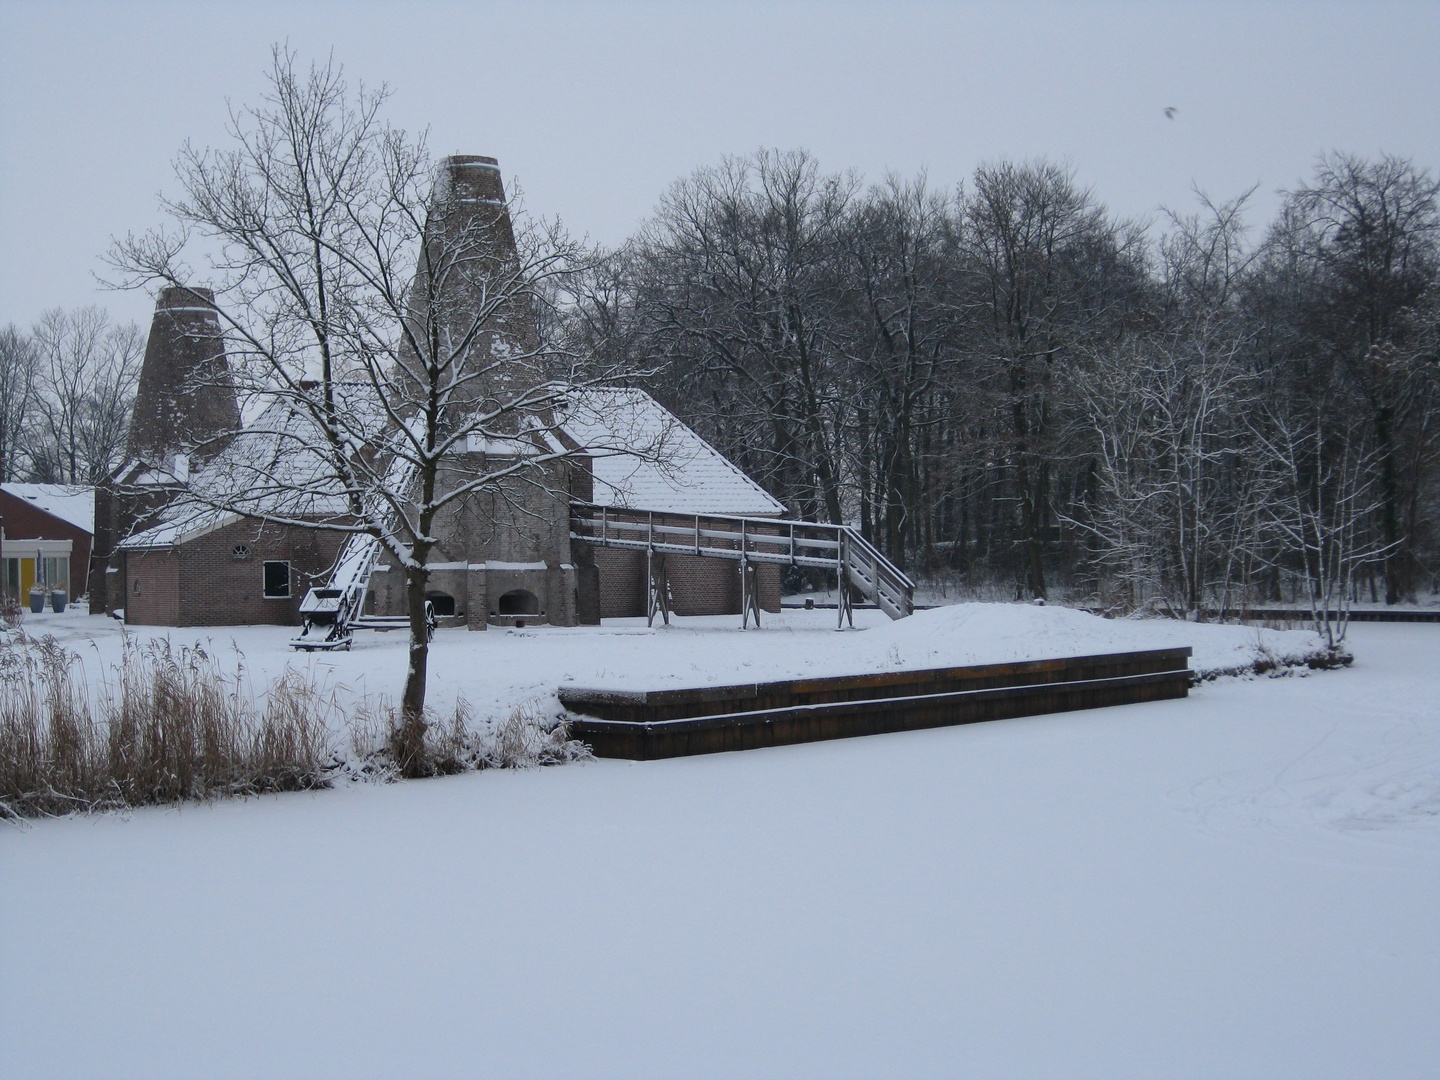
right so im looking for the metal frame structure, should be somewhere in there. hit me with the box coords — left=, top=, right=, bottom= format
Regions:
left=571, top=503, right=916, bottom=627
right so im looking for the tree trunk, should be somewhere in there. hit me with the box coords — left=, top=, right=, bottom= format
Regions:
left=395, top=559, right=431, bottom=777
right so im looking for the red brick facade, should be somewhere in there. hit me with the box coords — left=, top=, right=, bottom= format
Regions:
left=0, top=488, right=92, bottom=601
left=125, top=519, right=344, bottom=627
left=592, top=547, right=780, bottom=619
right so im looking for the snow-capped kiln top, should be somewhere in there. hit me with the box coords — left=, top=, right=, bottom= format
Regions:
left=1, top=484, right=95, bottom=534
left=558, top=388, right=785, bottom=517
left=439, top=155, right=505, bottom=204
left=126, top=286, right=240, bottom=469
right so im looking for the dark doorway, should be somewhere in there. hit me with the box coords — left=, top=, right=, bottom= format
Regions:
left=426, top=591, right=456, bottom=617
left=497, top=589, right=540, bottom=616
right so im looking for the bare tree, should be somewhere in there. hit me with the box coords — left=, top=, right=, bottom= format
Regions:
left=1261, top=153, right=1440, bottom=602
left=961, top=160, right=1144, bottom=599
left=1253, top=407, right=1396, bottom=650
left=108, top=48, right=616, bottom=743
left=1068, top=322, right=1264, bottom=617
left=27, top=308, right=144, bottom=484
left=623, top=149, right=858, bottom=522
left=0, top=325, right=38, bottom=482
left=844, top=173, right=962, bottom=565
left=1066, top=187, right=1270, bottom=617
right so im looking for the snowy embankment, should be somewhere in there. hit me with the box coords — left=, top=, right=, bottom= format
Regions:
left=11, top=602, right=1336, bottom=752
left=1, top=621, right=1435, bottom=1079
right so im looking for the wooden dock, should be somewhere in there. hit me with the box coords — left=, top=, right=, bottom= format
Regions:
left=560, top=647, right=1192, bottom=760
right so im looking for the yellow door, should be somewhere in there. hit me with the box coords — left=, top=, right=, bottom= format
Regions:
left=20, top=557, right=35, bottom=596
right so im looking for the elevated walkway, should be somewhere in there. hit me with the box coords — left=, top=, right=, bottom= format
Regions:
left=570, top=503, right=915, bottom=628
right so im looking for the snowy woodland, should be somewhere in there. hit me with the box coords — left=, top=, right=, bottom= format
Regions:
left=3, top=71, right=1438, bottom=629
left=562, top=151, right=1440, bottom=623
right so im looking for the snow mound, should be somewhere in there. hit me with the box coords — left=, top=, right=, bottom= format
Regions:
left=861, top=603, right=1336, bottom=680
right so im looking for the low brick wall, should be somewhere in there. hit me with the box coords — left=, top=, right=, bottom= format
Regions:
left=592, top=547, right=780, bottom=619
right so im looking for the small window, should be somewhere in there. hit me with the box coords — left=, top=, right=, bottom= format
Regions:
left=262, top=561, right=291, bottom=599
left=232, top=545, right=251, bottom=560
left=133, top=578, right=142, bottom=595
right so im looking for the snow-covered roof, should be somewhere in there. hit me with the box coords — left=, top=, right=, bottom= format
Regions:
left=557, top=388, right=785, bottom=517
left=1, top=484, right=95, bottom=534
left=122, top=396, right=366, bottom=549
left=120, top=383, right=783, bottom=549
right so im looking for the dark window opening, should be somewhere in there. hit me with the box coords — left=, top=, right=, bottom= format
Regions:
left=263, top=561, right=291, bottom=599
left=497, top=589, right=540, bottom=616
left=426, top=591, right=456, bottom=617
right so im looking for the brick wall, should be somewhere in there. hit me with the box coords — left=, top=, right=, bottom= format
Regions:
left=124, top=519, right=344, bottom=627
left=0, top=488, right=92, bottom=601
left=123, top=549, right=180, bottom=624
left=595, top=548, right=646, bottom=618
left=591, top=546, right=780, bottom=619
left=92, top=485, right=173, bottom=613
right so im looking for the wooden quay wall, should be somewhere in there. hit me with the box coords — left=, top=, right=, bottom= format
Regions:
left=560, top=647, right=1192, bottom=760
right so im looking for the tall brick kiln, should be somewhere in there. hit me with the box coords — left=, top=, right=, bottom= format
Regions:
left=91, top=287, right=240, bottom=614
left=367, top=155, right=594, bottom=628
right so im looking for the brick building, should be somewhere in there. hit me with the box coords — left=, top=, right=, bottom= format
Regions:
left=113, top=154, right=786, bottom=629
left=118, top=396, right=352, bottom=626
left=0, top=484, right=94, bottom=603
left=363, top=386, right=786, bottom=626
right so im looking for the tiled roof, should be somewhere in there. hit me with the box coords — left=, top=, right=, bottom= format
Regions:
left=1, top=484, right=95, bottom=534
left=121, top=396, right=366, bottom=549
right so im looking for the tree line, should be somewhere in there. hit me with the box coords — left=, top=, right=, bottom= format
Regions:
left=561, top=149, right=1440, bottom=620
left=0, top=308, right=143, bottom=486
left=3, top=138, right=1436, bottom=627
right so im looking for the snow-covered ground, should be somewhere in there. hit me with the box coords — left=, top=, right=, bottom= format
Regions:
left=7, top=602, right=1334, bottom=742
left=2, top=614, right=1436, bottom=1077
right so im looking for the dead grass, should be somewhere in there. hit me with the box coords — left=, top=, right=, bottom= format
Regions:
left=0, top=633, right=333, bottom=819
left=344, top=693, right=591, bottom=780
left=1, top=631, right=593, bottom=820
left=487, top=697, right=592, bottom=769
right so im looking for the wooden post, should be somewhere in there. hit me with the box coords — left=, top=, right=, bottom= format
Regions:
left=646, top=547, right=670, bottom=628
left=645, top=513, right=654, bottom=628
left=837, top=530, right=854, bottom=629
left=740, top=556, right=761, bottom=630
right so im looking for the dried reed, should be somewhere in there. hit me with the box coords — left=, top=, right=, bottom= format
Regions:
left=0, top=634, right=332, bottom=819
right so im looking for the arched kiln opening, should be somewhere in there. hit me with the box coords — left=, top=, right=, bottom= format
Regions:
left=497, top=589, right=540, bottom=616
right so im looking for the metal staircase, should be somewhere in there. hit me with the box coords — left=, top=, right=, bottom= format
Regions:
left=291, top=446, right=430, bottom=651
left=570, top=503, right=915, bottom=628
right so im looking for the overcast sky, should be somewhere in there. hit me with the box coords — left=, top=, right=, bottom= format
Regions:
left=2, top=0, right=1436, bottom=332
